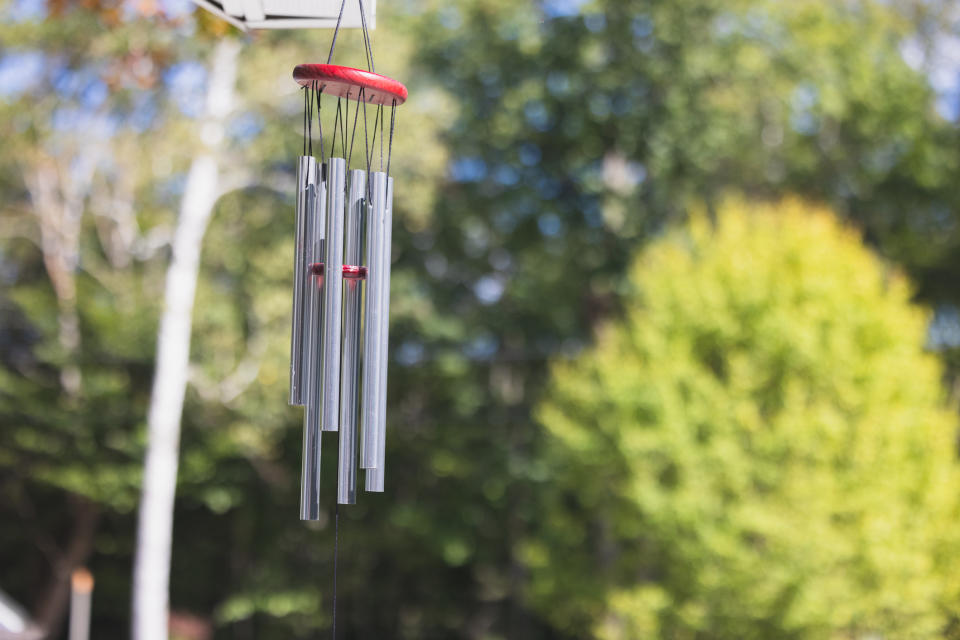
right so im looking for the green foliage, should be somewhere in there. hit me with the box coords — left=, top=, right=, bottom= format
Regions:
left=393, top=1, right=960, bottom=634
left=528, top=198, right=960, bottom=639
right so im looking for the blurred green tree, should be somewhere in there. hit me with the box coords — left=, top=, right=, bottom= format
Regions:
left=386, top=2, right=960, bottom=634
left=527, top=198, right=960, bottom=639
left=0, top=5, right=201, bottom=633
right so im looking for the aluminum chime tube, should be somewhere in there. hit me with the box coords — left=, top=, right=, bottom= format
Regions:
left=321, top=157, right=347, bottom=433
left=361, top=171, right=387, bottom=473
left=300, top=161, right=326, bottom=521
left=303, top=164, right=327, bottom=438
left=337, top=169, right=366, bottom=504
left=289, top=156, right=318, bottom=406
left=367, top=175, right=393, bottom=492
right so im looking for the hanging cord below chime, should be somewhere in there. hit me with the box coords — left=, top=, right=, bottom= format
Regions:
left=311, top=1, right=398, bottom=635
left=332, top=502, right=340, bottom=638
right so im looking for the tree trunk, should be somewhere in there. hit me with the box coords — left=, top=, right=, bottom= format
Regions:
left=131, top=38, right=241, bottom=640
left=33, top=496, right=100, bottom=639
left=23, top=140, right=101, bottom=395
left=22, top=105, right=105, bottom=640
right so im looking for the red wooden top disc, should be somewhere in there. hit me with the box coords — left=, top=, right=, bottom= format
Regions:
left=293, top=64, right=408, bottom=106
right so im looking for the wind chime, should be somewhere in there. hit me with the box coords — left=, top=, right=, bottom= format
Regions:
left=288, top=1, right=406, bottom=520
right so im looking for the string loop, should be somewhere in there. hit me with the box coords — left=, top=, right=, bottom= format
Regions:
left=327, top=0, right=375, bottom=73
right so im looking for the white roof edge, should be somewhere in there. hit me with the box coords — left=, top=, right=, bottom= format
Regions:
left=245, top=16, right=375, bottom=29
left=188, top=0, right=375, bottom=29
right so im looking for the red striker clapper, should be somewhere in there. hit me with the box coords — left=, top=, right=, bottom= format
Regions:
left=309, top=263, right=369, bottom=279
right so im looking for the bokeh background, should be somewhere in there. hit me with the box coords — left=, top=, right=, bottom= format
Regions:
left=4, top=0, right=960, bottom=638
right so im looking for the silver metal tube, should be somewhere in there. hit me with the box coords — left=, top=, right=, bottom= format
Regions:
left=300, top=162, right=326, bottom=520
left=304, top=164, right=327, bottom=405
left=299, top=406, right=322, bottom=520
left=337, top=169, right=365, bottom=504
left=304, top=165, right=327, bottom=432
left=321, top=157, right=346, bottom=432
left=289, top=156, right=317, bottom=406
left=366, top=175, right=393, bottom=492
left=361, top=171, right=387, bottom=469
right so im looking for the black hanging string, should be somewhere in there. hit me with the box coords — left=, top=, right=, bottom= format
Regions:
left=302, top=88, right=308, bottom=156
left=330, top=98, right=343, bottom=159
left=347, top=88, right=364, bottom=168
left=339, top=97, right=347, bottom=157
left=316, top=86, right=325, bottom=164
left=343, top=89, right=350, bottom=159
left=327, top=0, right=348, bottom=65
left=362, top=95, right=374, bottom=208
left=366, top=104, right=381, bottom=171
left=332, top=503, right=340, bottom=640
left=387, top=100, right=397, bottom=177
left=307, top=85, right=314, bottom=158
left=362, top=96, right=370, bottom=170
left=357, top=0, right=374, bottom=73
left=327, top=0, right=374, bottom=73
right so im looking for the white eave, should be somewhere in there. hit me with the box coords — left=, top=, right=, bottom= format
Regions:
left=189, top=0, right=376, bottom=30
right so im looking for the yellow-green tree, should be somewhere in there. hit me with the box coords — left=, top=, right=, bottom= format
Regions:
left=527, top=199, right=960, bottom=639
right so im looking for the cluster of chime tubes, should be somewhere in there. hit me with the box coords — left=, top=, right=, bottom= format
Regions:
left=289, top=154, right=393, bottom=519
